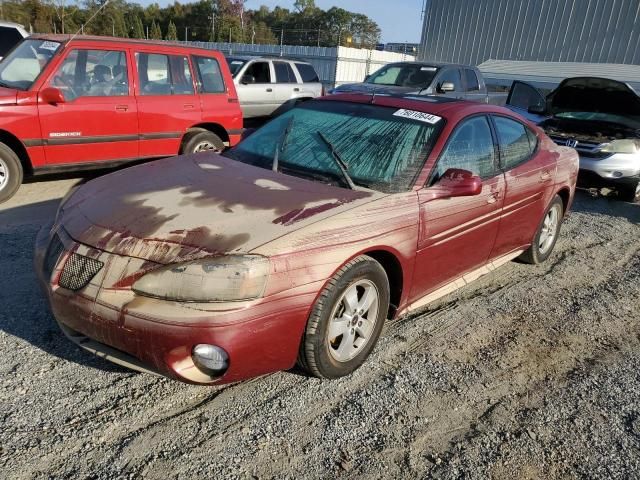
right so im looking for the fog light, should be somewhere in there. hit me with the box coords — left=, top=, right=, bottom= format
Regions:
left=192, top=344, right=229, bottom=375
left=612, top=171, right=624, bottom=178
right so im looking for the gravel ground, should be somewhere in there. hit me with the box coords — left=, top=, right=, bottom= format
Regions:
left=0, top=177, right=639, bottom=479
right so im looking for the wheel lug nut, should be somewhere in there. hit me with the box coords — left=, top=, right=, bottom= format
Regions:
left=351, top=328, right=355, bottom=334
left=358, top=321, right=362, bottom=327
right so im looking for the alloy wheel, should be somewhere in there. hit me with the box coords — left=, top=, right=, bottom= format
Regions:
left=0, top=158, right=8, bottom=191
left=193, top=141, right=222, bottom=154
left=539, top=204, right=560, bottom=254
left=327, top=279, right=380, bottom=363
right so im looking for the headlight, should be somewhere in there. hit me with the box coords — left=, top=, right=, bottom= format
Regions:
left=132, top=255, right=270, bottom=302
left=600, top=139, right=640, bottom=154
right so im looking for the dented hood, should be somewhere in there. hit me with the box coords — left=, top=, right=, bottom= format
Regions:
left=60, top=154, right=380, bottom=264
left=547, top=77, right=640, bottom=119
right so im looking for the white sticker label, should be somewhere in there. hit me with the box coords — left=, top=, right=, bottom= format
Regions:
left=40, top=41, right=60, bottom=51
left=393, top=109, right=442, bottom=124
left=231, top=60, right=244, bottom=64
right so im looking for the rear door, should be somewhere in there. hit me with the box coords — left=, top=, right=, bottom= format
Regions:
left=235, top=60, right=276, bottom=118
left=505, top=81, right=548, bottom=123
left=134, top=50, right=199, bottom=157
left=38, top=47, right=138, bottom=165
left=490, top=115, right=557, bottom=259
left=411, top=115, right=506, bottom=299
left=272, top=61, right=299, bottom=106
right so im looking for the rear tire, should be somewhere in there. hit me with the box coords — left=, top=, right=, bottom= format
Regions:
left=519, top=195, right=564, bottom=264
left=618, top=180, right=640, bottom=203
left=183, top=131, right=225, bottom=155
left=298, top=255, right=390, bottom=379
left=0, top=142, right=23, bottom=204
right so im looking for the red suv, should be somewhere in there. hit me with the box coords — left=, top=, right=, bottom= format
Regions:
left=0, top=35, right=243, bottom=202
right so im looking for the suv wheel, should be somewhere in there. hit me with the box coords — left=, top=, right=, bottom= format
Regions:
left=618, top=180, right=640, bottom=203
left=183, top=131, right=225, bottom=154
left=298, top=255, right=390, bottom=379
left=0, top=142, right=23, bottom=204
left=519, top=195, right=564, bottom=264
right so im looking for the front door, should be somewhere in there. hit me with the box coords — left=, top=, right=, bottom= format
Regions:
left=236, top=60, right=276, bottom=117
left=134, top=51, right=199, bottom=158
left=38, top=47, right=138, bottom=165
left=411, top=115, right=505, bottom=301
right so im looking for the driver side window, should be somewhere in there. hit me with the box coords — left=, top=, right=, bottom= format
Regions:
left=50, top=49, right=129, bottom=101
left=429, top=116, right=497, bottom=185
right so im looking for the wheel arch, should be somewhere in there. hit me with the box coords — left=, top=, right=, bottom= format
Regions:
left=362, top=249, right=404, bottom=320
left=556, top=186, right=571, bottom=215
left=0, top=129, right=32, bottom=174
left=180, top=123, right=230, bottom=153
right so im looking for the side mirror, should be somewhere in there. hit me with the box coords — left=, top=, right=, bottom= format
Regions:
left=40, top=87, right=65, bottom=105
left=240, top=128, right=256, bottom=141
left=438, top=81, right=455, bottom=93
left=424, top=168, right=483, bottom=201
left=241, top=74, right=256, bottom=85
left=528, top=103, right=546, bottom=114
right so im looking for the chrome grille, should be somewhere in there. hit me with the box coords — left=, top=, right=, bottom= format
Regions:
left=44, top=234, right=65, bottom=279
left=548, top=135, right=611, bottom=158
left=58, top=253, right=104, bottom=291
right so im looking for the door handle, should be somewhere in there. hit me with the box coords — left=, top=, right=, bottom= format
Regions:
left=266, top=88, right=273, bottom=92
left=294, top=87, right=300, bottom=92
left=183, top=103, right=195, bottom=109
left=115, top=105, right=128, bottom=112
left=539, top=170, right=552, bottom=182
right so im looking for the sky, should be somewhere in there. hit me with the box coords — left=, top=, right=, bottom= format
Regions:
left=139, top=0, right=425, bottom=43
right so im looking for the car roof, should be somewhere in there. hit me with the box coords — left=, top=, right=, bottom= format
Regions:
left=225, top=55, right=312, bottom=64
left=381, top=61, right=476, bottom=70
left=27, top=34, right=219, bottom=54
left=321, top=93, right=520, bottom=121
left=0, top=20, right=26, bottom=29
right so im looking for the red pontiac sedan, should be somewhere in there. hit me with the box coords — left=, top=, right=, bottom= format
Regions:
left=35, top=94, right=578, bottom=385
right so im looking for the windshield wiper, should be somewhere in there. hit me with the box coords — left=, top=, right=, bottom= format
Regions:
left=316, top=131, right=357, bottom=190
left=272, top=117, right=294, bottom=172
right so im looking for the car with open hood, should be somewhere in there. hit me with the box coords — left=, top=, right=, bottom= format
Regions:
left=507, top=77, right=640, bottom=201
left=35, top=94, right=578, bottom=385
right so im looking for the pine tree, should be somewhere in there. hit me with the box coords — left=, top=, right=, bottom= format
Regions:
left=150, top=20, right=162, bottom=40
left=131, top=16, right=145, bottom=39
left=165, top=20, right=178, bottom=41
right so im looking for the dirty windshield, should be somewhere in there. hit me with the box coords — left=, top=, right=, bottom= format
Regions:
left=0, top=39, right=61, bottom=90
left=223, top=100, right=443, bottom=193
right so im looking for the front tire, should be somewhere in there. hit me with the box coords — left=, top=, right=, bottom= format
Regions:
left=298, top=256, right=390, bottom=379
left=519, top=195, right=564, bottom=264
left=182, top=131, right=225, bottom=155
left=0, top=142, right=23, bottom=204
left=618, top=180, right=640, bottom=203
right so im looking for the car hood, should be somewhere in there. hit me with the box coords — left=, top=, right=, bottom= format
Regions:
left=59, top=154, right=380, bottom=264
left=332, top=82, right=421, bottom=95
left=0, top=86, right=18, bottom=105
left=547, top=77, right=640, bottom=120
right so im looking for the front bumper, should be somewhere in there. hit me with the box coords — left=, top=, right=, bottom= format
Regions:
left=578, top=151, right=640, bottom=181
left=35, top=224, right=315, bottom=385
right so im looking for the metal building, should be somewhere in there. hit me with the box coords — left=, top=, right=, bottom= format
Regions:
left=419, top=0, right=640, bottom=66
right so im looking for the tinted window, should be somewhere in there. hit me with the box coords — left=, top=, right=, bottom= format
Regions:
left=193, top=56, right=225, bottom=93
left=507, top=82, right=545, bottom=110
left=295, top=63, right=319, bottom=83
left=494, top=116, right=535, bottom=169
left=430, top=116, right=496, bottom=184
left=274, top=61, right=296, bottom=83
left=136, top=53, right=194, bottom=95
left=50, top=49, right=129, bottom=101
left=244, top=61, right=270, bottom=83
left=464, top=69, right=480, bottom=92
left=437, top=69, right=462, bottom=92
left=224, top=101, right=442, bottom=193
left=368, top=64, right=438, bottom=87
left=226, top=57, right=247, bottom=77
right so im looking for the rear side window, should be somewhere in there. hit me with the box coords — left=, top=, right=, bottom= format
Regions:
left=50, top=49, right=129, bottom=101
left=429, top=116, right=496, bottom=184
left=295, top=63, right=319, bottom=83
left=136, top=53, right=194, bottom=96
left=193, top=56, right=225, bottom=93
left=274, top=62, right=297, bottom=83
left=493, top=116, right=536, bottom=169
left=464, top=69, right=480, bottom=92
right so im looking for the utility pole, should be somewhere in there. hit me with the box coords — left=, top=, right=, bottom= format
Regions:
left=229, top=27, right=232, bottom=43
left=211, top=11, right=215, bottom=42
left=251, top=26, right=255, bottom=45
left=112, top=18, right=115, bottom=37
left=317, top=26, right=321, bottom=47
left=185, top=26, right=189, bottom=41
left=146, top=25, right=149, bottom=39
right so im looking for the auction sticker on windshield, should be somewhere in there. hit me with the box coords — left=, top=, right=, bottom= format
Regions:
left=393, top=109, right=442, bottom=124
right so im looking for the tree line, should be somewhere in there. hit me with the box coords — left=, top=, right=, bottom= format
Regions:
left=1, top=0, right=382, bottom=48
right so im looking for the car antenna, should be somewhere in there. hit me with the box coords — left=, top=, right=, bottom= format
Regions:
left=70, top=0, right=111, bottom=41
